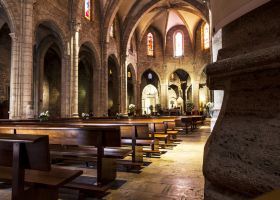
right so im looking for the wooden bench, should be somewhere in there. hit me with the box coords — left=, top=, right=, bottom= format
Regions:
left=0, top=134, right=82, bottom=200
left=0, top=124, right=125, bottom=186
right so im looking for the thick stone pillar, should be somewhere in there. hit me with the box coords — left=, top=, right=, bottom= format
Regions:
left=71, top=23, right=80, bottom=118
left=204, top=2, right=280, bottom=199
left=120, top=55, right=127, bottom=113
left=210, top=29, right=223, bottom=130
left=9, top=33, right=20, bottom=119
left=192, top=79, right=200, bottom=111
left=160, top=82, right=168, bottom=110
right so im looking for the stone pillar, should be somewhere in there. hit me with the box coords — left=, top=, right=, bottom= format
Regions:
left=192, top=79, right=200, bottom=111
left=100, top=43, right=109, bottom=116
left=120, top=55, right=127, bottom=113
left=9, top=33, right=20, bottom=119
left=160, top=82, right=168, bottom=110
left=9, top=1, right=35, bottom=119
left=210, top=29, right=223, bottom=130
left=204, top=2, right=280, bottom=199
left=71, top=23, right=80, bottom=118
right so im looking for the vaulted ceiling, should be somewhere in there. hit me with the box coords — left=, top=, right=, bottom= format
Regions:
left=99, top=0, right=208, bottom=52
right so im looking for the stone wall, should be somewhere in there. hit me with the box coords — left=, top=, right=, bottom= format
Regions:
left=204, top=2, right=280, bottom=199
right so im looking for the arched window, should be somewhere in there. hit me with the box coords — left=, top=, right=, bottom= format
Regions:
left=85, top=0, right=91, bottom=20
left=110, top=22, right=114, bottom=37
left=147, top=32, right=154, bottom=56
left=203, top=23, right=210, bottom=49
left=174, top=31, right=183, bottom=57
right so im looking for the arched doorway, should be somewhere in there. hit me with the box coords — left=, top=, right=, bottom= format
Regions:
left=34, top=22, right=63, bottom=118
left=168, top=69, right=191, bottom=114
left=108, top=55, right=120, bottom=116
left=42, top=44, right=61, bottom=117
left=78, top=44, right=94, bottom=115
left=127, top=64, right=136, bottom=107
left=141, top=69, right=160, bottom=114
left=0, top=23, right=11, bottom=119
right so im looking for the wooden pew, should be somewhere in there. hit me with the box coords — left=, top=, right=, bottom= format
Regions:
left=0, top=124, right=125, bottom=186
left=0, top=134, right=82, bottom=200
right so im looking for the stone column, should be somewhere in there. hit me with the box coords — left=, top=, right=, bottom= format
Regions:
left=19, top=0, right=34, bottom=119
left=120, top=55, right=127, bottom=113
left=9, top=33, right=20, bottom=119
left=192, top=79, right=200, bottom=111
left=160, top=82, right=168, bottom=110
left=100, top=43, right=109, bottom=116
left=71, top=23, right=81, bottom=118
left=210, top=29, right=223, bottom=130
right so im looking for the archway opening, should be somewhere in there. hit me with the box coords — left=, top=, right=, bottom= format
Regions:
left=127, top=64, right=135, bottom=106
left=168, top=69, right=191, bottom=114
left=108, top=55, right=119, bottom=116
left=78, top=44, right=93, bottom=115
left=141, top=69, right=160, bottom=114
left=0, top=23, right=11, bottom=119
left=42, top=44, right=61, bottom=117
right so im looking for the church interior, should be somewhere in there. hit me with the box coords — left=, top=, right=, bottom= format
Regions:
left=0, top=0, right=279, bottom=199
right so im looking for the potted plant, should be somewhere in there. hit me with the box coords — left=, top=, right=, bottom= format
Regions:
left=155, top=104, right=162, bottom=115
left=81, top=112, right=90, bottom=119
left=38, top=110, right=49, bottom=122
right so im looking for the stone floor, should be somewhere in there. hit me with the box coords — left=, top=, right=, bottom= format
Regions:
left=104, top=125, right=210, bottom=200
left=0, top=124, right=210, bottom=200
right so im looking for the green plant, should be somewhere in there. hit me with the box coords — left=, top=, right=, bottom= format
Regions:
left=155, top=104, right=161, bottom=112
left=149, top=105, right=154, bottom=112
left=186, top=101, right=194, bottom=112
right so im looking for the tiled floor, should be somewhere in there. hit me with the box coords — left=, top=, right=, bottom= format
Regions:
left=0, top=125, right=210, bottom=200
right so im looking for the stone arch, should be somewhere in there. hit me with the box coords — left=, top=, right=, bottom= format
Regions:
left=168, top=69, right=191, bottom=113
left=78, top=43, right=96, bottom=115
left=0, top=0, right=17, bottom=33
left=140, top=69, right=161, bottom=114
left=107, top=54, right=120, bottom=116
left=0, top=23, right=11, bottom=119
left=34, top=21, right=66, bottom=118
left=127, top=63, right=136, bottom=107
left=34, top=20, right=67, bottom=52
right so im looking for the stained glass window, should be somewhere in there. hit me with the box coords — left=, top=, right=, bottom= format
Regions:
left=203, top=23, right=210, bottom=49
left=174, top=31, right=183, bottom=57
left=147, top=33, right=154, bottom=56
left=85, top=0, right=91, bottom=20
left=148, top=73, right=153, bottom=80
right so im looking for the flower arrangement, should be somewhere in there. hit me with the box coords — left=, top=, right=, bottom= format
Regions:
left=128, top=104, right=136, bottom=113
left=39, top=110, right=49, bottom=122
left=81, top=112, right=90, bottom=119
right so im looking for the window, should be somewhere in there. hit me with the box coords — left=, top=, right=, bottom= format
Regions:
left=203, top=23, right=210, bottom=49
left=174, top=31, right=183, bottom=57
left=110, top=22, right=114, bottom=37
left=127, top=71, right=131, bottom=78
left=85, top=0, right=91, bottom=20
left=147, top=32, right=154, bottom=56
